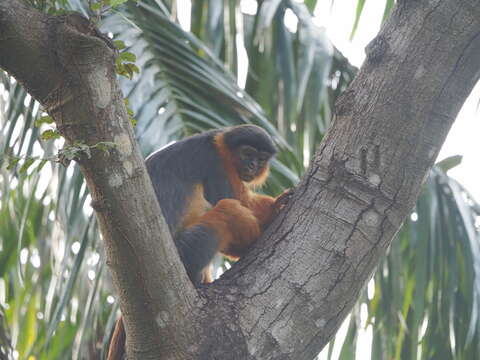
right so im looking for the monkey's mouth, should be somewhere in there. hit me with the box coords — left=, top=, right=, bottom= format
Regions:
left=240, top=173, right=255, bottom=182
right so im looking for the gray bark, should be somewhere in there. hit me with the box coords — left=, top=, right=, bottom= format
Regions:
left=0, top=2, right=198, bottom=359
left=1, top=0, right=480, bottom=359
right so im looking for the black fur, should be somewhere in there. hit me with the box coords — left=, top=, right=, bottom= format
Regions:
left=145, top=129, right=233, bottom=232
left=223, top=125, right=277, bottom=154
left=174, top=225, right=218, bottom=284
left=145, top=125, right=276, bottom=282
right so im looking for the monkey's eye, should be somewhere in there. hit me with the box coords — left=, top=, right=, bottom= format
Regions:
left=258, top=153, right=270, bottom=162
left=239, top=146, right=257, bottom=160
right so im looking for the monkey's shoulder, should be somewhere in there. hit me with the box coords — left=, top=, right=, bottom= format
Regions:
left=145, top=130, right=221, bottom=175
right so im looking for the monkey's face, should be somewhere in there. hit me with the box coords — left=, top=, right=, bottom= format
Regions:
left=235, top=145, right=272, bottom=182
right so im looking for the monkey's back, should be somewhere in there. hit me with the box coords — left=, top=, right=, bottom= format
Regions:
left=145, top=130, right=234, bottom=233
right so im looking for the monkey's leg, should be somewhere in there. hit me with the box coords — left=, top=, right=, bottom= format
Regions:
left=176, top=198, right=261, bottom=283
left=174, top=224, right=219, bottom=284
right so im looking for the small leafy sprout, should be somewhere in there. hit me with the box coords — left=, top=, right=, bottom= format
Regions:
left=124, top=98, right=137, bottom=127
left=114, top=40, right=126, bottom=50
left=90, top=2, right=103, bottom=12
left=41, top=129, right=61, bottom=141
left=35, top=114, right=62, bottom=141
left=91, top=141, right=117, bottom=154
left=57, top=142, right=116, bottom=167
left=59, top=143, right=92, bottom=163
left=115, top=51, right=140, bottom=79
left=34, top=115, right=54, bottom=127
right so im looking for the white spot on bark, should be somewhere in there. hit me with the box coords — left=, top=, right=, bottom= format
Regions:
left=156, top=311, right=170, bottom=328
left=108, top=173, right=122, bottom=187
left=315, top=319, right=326, bottom=328
left=87, top=66, right=111, bottom=108
left=365, top=210, right=380, bottom=226
left=275, top=298, right=283, bottom=308
left=114, top=133, right=132, bottom=157
left=414, top=65, right=426, bottom=79
left=271, top=320, right=289, bottom=346
left=428, top=148, right=437, bottom=159
left=123, top=160, right=133, bottom=176
left=368, top=173, right=381, bottom=186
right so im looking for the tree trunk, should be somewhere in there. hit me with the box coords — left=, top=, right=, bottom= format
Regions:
left=1, top=0, right=479, bottom=359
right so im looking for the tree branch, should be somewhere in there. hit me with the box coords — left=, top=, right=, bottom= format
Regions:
left=0, top=1, right=198, bottom=359
left=204, top=1, right=480, bottom=358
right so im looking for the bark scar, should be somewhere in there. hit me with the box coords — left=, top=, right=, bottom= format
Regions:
left=360, top=148, right=367, bottom=175
left=365, top=35, right=389, bottom=64
left=91, top=195, right=109, bottom=212
left=64, top=12, right=116, bottom=50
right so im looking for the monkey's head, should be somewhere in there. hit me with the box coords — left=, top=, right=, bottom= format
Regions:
left=223, top=125, right=276, bottom=183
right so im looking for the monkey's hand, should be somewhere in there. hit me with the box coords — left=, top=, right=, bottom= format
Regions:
left=273, top=188, right=294, bottom=214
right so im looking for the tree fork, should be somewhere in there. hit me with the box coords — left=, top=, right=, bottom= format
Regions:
left=1, top=0, right=480, bottom=359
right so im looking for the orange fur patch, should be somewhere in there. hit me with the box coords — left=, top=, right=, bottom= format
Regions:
left=202, top=264, right=214, bottom=283
left=248, top=166, right=269, bottom=188
left=213, top=132, right=276, bottom=228
left=180, top=184, right=212, bottom=229
left=198, top=199, right=261, bottom=258
left=214, top=134, right=249, bottom=202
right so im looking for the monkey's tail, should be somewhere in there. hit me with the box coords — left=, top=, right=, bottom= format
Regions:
left=107, top=318, right=125, bottom=360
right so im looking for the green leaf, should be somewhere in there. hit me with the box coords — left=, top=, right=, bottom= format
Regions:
left=41, top=129, right=61, bottom=140
left=382, top=0, right=395, bottom=23
left=118, top=51, right=136, bottom=62
left=126, top=63, right=140, bottom=74
left=349, top=0, right=366, bottom=40
left=92, top=141, right=116, bottom=154
left=6, top=157, right=20, bottom=170
left=34, top=115, right=54, bottom=127
left=436, top=155, right=463, bottom=173
left=304, top=0, right=318, bottom=13
left=19, top=158, right=35, bottom=174
left=110, top=0, right=129, bottom=8
left=46, top=221, right=91, bottom=345
left=90, top=3, right=102, bottom=12
left=113, top=40, right=126, bottom=50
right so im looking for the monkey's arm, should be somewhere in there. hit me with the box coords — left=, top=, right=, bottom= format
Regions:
left=247, top=189, right=293, bottom=228
left=175, top=189, right=293, bottom=283
left=199, top=199, right=261, bottom=258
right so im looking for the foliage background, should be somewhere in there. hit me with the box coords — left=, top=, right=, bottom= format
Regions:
left=0, top=0, right=479, bottom=359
